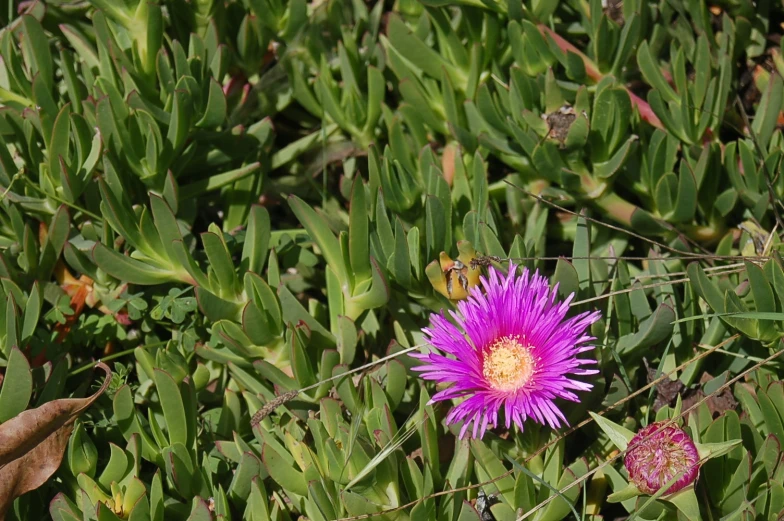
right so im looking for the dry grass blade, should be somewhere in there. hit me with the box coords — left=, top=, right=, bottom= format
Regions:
left=249, top=345, right=424, bottom=427
left=482, top=252, right=749, bottom=310
left=505, top=181, right=709, bottom=257
left=573, top=264, right=745, bottom=307
left=734, top=95, right=784, bottom=233
left=571, top=277, right=689, bottom=306
left=507, top=457, right=582, bottom=521
left=696, top=342, right=779, bottom=365
left=631, top=262, right=747, bottom=283
left=0, top=362, right=112, bottom=520
left=344, top=415, right=424, bottom=491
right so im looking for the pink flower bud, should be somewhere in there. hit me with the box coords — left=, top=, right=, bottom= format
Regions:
left=624, top=422, right=700, bottom=495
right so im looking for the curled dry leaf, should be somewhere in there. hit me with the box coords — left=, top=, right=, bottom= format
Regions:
left=681, top=372, right=739, bottom=419
left=0, top=362, right=112, bottom=520
left=645, top=358, right=685, bottom=411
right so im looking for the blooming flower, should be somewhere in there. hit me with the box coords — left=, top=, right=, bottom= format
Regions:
left=624, top=422, right=700, bottom=495
left=412, top=263, right=601, bottom=439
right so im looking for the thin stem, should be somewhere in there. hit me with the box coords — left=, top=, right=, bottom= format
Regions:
left=69, top=341, right=168, bottom=376
left=0, top=170, right=24, bottom=202
left=509, top=181, right=723, bottom=251
left=20, top=175, right=103, bottom=222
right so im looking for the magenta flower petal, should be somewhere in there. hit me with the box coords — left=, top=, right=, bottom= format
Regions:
left=412, top=263, right=601, bottom=439
left=624, top=422, right=700, bottom=495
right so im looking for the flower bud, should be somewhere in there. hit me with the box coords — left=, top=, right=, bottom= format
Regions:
left=624, top=422, right=699, bottom=495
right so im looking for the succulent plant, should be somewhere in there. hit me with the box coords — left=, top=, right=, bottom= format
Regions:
left=2, top=0, right=784, bottom=520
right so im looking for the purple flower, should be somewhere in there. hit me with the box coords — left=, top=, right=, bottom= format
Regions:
left=624, top=422, right=700, bottom=495
left=411, top=263, right=601, bottom=439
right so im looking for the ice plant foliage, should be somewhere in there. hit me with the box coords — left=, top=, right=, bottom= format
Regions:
left=412, top=264, right=601, bottom=438
left=624, top=422, right=700, bottom=495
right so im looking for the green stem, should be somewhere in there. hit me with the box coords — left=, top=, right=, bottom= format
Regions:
left=0, top=170, right=24, bottom=202
left=21, top=175, right=103, bottom=222
left=590, top=189, right=637, bottom=226
left=498, top=153, right=533, bottom=174
left=69, top=341, right=168, bottom=376
left=344, top=299, right=364, bottom=322
left=580, top=173, right=726, bottom=244
left=0, top=87, right=35, bottom=109
left=590, top=185, right=726, bottom=244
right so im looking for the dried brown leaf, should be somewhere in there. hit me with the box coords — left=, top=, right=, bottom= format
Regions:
left=0, top=362, right=111, bottom=520
left=543, top=105, right=578, bottom=147
left=681, top=372, right=738, bottom=419
left=645, top=358, right=685, bottom=411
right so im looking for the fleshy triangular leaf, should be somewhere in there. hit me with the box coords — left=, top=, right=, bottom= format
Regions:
left=695, top=439, right=742, bottom=461
left=607, top=482, right=641, bottom=503
left=666, top=486, right=701, bottom=521
left=672, top=393, right=682, bottom=418
left=589, top=412, right=635, bottom=450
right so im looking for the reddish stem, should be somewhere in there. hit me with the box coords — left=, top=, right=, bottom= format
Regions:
left=538, top=24, right=664, bottom=130
left=538, top=25, right=602, bottom=82
left=627, top=90, right=664, bottom=129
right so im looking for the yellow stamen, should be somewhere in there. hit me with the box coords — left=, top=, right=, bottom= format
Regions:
left=482, top=336, right=535, bottom=392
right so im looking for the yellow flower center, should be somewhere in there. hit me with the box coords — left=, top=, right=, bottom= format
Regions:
left=482, top=336, right=535, bottom=392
